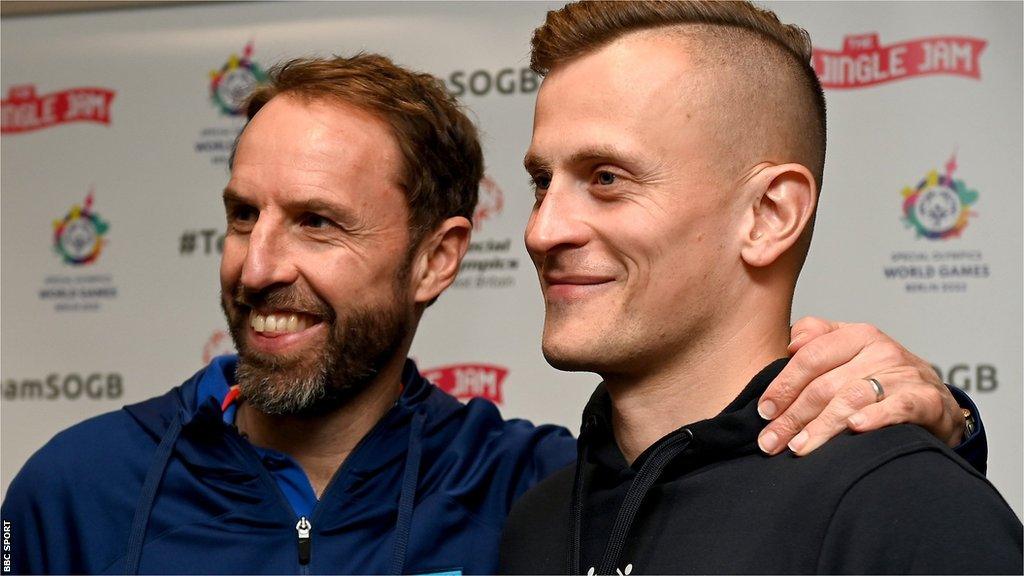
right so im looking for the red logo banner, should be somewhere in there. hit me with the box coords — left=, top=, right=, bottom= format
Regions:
left=422, top=363, right=509, bottom=405
left=2, top=85, right=116, bottom=134
left=813, top=34, right=986, bottom=89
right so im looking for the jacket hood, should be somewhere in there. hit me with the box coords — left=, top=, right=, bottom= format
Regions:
left=123, top=355, right=464, bottom=474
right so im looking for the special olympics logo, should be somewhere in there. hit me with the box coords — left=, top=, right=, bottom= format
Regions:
left=209, top=42, right=267, bottom=116
left=474, top=175, right=505, bottom=230
left=902, top=153, right=978, bottom=240
left=53, top=191, right=109, bottom=265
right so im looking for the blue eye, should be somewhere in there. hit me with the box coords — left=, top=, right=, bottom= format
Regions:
left=596, top=171, right=616, bottom=185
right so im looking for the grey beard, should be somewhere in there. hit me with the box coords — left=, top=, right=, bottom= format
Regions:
left=234, top=350, right=334, bottom=416
left=224, top=283, right=411, bottom=417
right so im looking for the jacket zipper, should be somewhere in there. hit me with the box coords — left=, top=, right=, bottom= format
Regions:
left=296, top=516, right=312, bottom=565
left=223, top=397, right=408, bottom=573
left=306, top=401, right=408, bottom=532
left=222, top=426, right=315, bottom=573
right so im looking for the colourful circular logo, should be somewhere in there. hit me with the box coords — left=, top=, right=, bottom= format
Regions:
left=209, top=42, right=267, bottom=116
left=53, top=192, right=109, bottom=265
left=901, top=154, right=978, bottom=240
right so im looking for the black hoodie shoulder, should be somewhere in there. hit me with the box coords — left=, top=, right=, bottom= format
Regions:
left=502, top=424, right=1022, bottom=575
left=500, top=361, right=1022, bottom=575
left=501, top=462, right=577, bottom=574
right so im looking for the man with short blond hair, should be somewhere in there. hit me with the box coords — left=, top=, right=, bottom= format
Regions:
left=500, top=2, right=1022, bottom=573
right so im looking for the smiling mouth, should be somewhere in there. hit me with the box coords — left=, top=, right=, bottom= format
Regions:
left=544, top=274, right=615, bottom=286
left=249, top=310, right=321, bottom=335
left=542, top=275, right=616, bottom=300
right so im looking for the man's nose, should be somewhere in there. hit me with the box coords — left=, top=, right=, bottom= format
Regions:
left=239, top=219, right=298, bottom=291
left=525, top=185, right=590, bottom=258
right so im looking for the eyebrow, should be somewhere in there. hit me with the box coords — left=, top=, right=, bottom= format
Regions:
left=524, top=144, right=644, bottom=174
left=222, top=188, right=246, bottom=208
left=222, top=188, right=358, bottom=225
left=523, top=152, right=548, bottom=174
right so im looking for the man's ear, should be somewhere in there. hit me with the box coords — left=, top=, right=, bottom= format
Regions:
left=411, top=216, right=472, bottom=305
left=740, top=164, right=817, bottom=268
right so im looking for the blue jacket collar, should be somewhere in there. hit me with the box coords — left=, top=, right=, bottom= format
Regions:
left=122, top=355, right=463, bottom=476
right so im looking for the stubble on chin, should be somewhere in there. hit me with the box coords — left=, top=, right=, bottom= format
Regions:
left=540, top=302, right=627, bottom=374
left=540, top=315, right=588, bottom=373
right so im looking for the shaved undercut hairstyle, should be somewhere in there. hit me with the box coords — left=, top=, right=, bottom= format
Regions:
left=237, top=54, right=484, bottom=246
left=530, top=0, right=827, bottom=188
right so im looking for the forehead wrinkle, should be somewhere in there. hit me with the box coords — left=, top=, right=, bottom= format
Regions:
left=268, top=95, right=406, bottom=189
left=230, top=100, right=410, bottom=235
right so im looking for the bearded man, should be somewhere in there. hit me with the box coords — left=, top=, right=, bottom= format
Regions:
left=2, top=51, right=987, bottom=575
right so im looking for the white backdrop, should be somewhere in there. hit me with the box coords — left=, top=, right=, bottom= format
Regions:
left=2, top=1, right=1021, bottom=519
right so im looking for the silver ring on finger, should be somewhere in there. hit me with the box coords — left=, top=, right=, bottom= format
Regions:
left=863, top=377, right=884, bottom=403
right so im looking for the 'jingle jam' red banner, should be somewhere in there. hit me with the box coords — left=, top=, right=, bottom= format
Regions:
left=2, top=85, right=116, bottom=134
left=813, top=34, right=987, bottom=89
left=422, top=363, right=509, bottom=405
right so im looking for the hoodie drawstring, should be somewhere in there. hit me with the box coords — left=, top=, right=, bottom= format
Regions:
left=570, top=427, right=694, bottom=575
left=390, top=410, right=426, bottom=575
left=568, top=415, right=596, bottom=575
left=125, top=414, right=183, bottom=575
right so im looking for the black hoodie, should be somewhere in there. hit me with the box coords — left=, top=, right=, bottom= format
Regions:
left=500, top=359, right=1023, bottom=575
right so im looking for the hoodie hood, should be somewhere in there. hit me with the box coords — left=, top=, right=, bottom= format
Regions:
left=579, top=358, right=789, bottom=474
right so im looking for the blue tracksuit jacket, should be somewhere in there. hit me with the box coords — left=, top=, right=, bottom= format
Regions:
left=1, top=356, right=575, bottom=574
